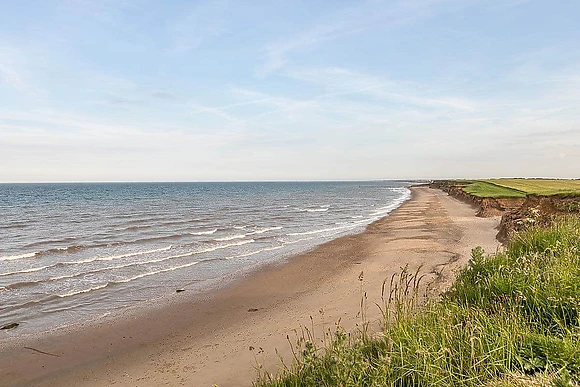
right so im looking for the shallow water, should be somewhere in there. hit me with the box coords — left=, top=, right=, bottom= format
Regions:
left=0, top=181, right=412, bottom=335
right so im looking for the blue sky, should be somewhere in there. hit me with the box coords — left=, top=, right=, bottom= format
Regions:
left=1, top=0, right=579, bottom=182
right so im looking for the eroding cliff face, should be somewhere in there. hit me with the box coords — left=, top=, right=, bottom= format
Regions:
left=478, top=197, right=526, bottom=218
left=430, top=182, right=580, bottom=243
left=430, top=181, right=482, bottom=208
left=496, top=196, right=580, bottom=242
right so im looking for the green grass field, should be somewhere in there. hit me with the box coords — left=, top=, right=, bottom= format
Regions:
left=457, top=179, right=580, bottom=198
left=462, top=181, right=527, bottom=198
left=486, top=179, right=580, bottom=196
left=255, top=218, right=580, bottom=386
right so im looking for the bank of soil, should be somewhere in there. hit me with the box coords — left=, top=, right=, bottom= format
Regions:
left=431, top=181, right=580, bottom=242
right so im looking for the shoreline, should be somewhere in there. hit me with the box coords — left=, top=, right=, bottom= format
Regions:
left=0, top=187, right=500, bottom=386
left=1, top=182, right=411, bottom=341
left=0, top=186, right=411, bottom=348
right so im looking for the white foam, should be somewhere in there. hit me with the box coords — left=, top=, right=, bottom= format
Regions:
left=287, top=224, right=352, bottom=236
left=297, top=207, right=329, bottom=213
left=61, top=246, right=172, bottom=265
left=102, top=246, right=173, bottom=261
left=207, top=239, right=254, bottom=251
left=47, top=239, right=257, bottom=299
left=57, top=283, right=110, bottom=298
left=56, top=260, right=203, bottom=298
left=190, top=228, right=218, bottom=236
left=0, top=252, right=37, bottom=261
left=307, top=208, right=329, bottom=212
left=48, top=254, right=186, bottom=282
left=368, top=190, right=411, bottom=217
left=0, top=265, right=51, bottom=277
left=224, top=245, right=284, bottom=260
left=159, top=239, right=256, bottom=261
left=113, top=261, right=201, bottom=284
left=387, top=187, right=409, bottom=193
left=247, top=226, right=283, bottom=235
left=214, top=234, right=247, bottom=242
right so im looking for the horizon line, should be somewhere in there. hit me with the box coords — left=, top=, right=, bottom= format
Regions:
left=0, top=177, right=578, bottom=184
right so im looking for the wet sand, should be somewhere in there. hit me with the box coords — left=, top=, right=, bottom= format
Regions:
left=0, top=186, right=500, bottom=386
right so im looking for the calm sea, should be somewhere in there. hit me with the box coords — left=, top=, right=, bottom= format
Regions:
left=0, top=181, right=412, bottom=336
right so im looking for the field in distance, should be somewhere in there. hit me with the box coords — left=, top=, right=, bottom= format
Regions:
left=453, top=179, right=580, bottom=198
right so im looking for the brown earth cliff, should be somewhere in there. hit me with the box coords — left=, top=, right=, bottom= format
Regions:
left=430, top=181, right=580, bottom=242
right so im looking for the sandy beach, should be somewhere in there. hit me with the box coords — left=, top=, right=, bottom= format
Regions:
left=0, top=186, right=500, bottom=387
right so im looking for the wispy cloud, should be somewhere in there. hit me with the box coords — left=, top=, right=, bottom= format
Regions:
left=188, top=101, right=247, bottom=126
left=0, top=47, right=46, bottom=97
left=258, top=0, right=460, bottom=76
left=0, top=64, right=28, bottom=94
left=189, top=88, right=321, bottom=122
left=259, top=22, right=347, bottom=76
left=286, top=66, right=480, bottom=111
left=0, top=107, right=236, bottom=151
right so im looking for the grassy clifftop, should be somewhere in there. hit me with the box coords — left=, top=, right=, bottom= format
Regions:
left=254, top=218, right=580, bottom=386
left=458, top=179, right=580, bottom=199
left=463, top=181, right=527, bottom=198
left=487, top=179, right=580, bottom=197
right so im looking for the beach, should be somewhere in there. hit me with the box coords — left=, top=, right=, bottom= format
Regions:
left=0, top=186, right=500, bottom=386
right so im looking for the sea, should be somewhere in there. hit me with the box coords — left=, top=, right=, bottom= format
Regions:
left=0, top=181, right=413, bottom=337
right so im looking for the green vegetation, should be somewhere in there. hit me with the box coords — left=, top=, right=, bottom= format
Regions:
left=255, top=218, right=580, bottom=386
left=463, top=181, right=527, bottom=198
left=451, top=179, right=580, bottom=199
left=486, top=179, right=580, bottom=197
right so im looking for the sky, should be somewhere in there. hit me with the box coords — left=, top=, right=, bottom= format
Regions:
left=0, top=0, right=579, bottom=182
